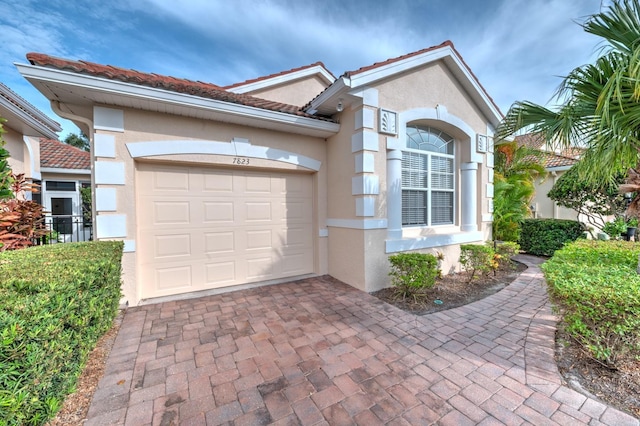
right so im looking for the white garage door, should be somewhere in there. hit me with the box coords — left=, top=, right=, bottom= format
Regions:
left=136, top=163, right=314, bottom=299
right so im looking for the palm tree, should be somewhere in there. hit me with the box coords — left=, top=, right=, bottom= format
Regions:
left=496, top=0, right=640, bottom=216
left=492, top=142, right=546, bottom=241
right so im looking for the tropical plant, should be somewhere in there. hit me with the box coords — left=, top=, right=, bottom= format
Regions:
left=492, top=142, right=545, bottom=241
left=0, top=174, right=47, bottom=251
left=496, top=0, right=640, bottom=217
left=547, top=166, right=627, bottom=230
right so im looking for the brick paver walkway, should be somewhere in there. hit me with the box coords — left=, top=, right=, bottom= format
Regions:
left=85, top=256, right=639, bottom=425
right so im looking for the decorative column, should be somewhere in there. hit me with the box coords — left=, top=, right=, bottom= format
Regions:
left=460, top=162, right=478, bottom=232
left=386, top=149, right=403, bottom=239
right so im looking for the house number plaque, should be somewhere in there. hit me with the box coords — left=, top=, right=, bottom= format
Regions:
left=232, top=157, right=250, bottom=165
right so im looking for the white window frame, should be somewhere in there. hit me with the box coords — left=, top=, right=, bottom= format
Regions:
left=401, top=126, right=456, bottom=227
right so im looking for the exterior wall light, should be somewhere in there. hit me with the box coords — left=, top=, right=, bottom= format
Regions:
left=336, top=99, right=344, bottom=112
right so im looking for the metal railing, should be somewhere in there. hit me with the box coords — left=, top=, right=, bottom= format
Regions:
left=36, top=215, right=92, bottom=244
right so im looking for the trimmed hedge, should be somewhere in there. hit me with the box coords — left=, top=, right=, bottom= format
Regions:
left=519, top=218, right=584, bottom=256
left=0, top=241, right=123, bottom=425
left=542, top=240, right=640, bottom=367
left=388, top=252, right=439, bottom=301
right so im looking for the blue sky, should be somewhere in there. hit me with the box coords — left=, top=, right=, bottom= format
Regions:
left=0, top=0, right=605, bottom=138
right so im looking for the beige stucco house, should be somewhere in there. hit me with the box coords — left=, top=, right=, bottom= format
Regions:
left=17, top=40, right=502, bottom=305
left=1, top=83, right=92, bottom=241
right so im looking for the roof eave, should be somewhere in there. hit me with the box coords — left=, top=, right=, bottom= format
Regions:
left=16, top=63, right=340, bottom=139
left=0, top=90, right=60, bottom=139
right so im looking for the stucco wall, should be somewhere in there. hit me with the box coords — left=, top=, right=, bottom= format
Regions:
left=4, top=126, right=26, bottom=176
left=243, top=75, right=328, bottom=107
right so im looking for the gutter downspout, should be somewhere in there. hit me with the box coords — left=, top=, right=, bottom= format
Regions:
left=50, top=101, right=96, bottom=233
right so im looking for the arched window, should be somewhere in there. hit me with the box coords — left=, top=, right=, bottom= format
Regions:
left=402, top=125, right=455, bottom=226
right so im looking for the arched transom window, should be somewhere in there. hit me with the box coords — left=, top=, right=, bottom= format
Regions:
left=402, top=125, right=455, bottom=226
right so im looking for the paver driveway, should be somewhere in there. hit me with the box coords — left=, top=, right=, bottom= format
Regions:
left=85, top=256, right=639, bottom=425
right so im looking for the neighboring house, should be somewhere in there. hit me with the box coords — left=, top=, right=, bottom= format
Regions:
left=18, top=40, right=502, bottom=305
left=514, top=133, right=582, bottom=221
left=0, top=83, right=91, bottom=241
left=38, top=138, right=92, bottom=242
left=0, top=82, right=60, bottom=183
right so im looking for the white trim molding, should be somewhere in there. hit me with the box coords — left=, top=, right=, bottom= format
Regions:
left=123, top=239, right=136, bottom=252
left=126, top=138, right=322, bottom=171
left=351, top=130, right=379, bottom=153
left=96, top=214, right=127, bottom=238
left=22, top=136, right=41, bottom=180
left=40, top=167, right=90, bottom=175
left=95, top=162, right=125, bottom=185
left=94, top=106, right=124, bottom=132
left=326, top=218, right=388, bottom=230
left=352, top=175, right=379, bottom=195
left=386, top=231, right=483, bottom=253
left=95, top=133, right=116, bottom=158
left=95, top=187, right=117, bottom=211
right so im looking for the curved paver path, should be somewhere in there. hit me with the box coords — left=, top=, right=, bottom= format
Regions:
left=85, top=255, right=639, bottom=425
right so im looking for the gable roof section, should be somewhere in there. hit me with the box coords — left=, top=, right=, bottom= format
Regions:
left=0, top=82, right=61, bottom=139
left=25, top=53, right=328, bottom=120
left=306, top=41, right=503, bottom=127
left=225, top=62, right=335, bottom=93
left=39, top=138, right=90, bottom=170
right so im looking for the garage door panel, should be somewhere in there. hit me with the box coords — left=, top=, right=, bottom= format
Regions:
left=205, top=261, right=236, bottom=285
left=245, top=174, right=273, bottom=193
left=204, top=231, right=235, bottom=254
left=203, top=171, right=233, bottom=192
left=137, top=163, right=314, bottom=299
left=155, top=234, right=192, bottom=258
left=155, top=265, right=192, bottom=290
left=245, top=229, right=273, bottom=250
left=153, top=201, right=191, bottom=225
left=153, top=169, right=190, bottom=191
left=203, top=201, right=234, bottom=223
left=246, top=256, right=275, bottom=279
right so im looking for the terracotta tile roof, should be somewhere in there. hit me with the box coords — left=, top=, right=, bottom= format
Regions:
left=39, top=138, right=90, bottom=170
left=514, top=133, right=546, bottom=150
left=342, top=40, right=502, bottom=116
left=26, top=53, right=333, bottom=122
left=223, top=62, right=335, bottom=89
left=515, top=133, right=580, bottom=169
left=538, top=151, right=578, bottom=169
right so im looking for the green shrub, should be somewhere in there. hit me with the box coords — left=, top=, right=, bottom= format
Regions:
left=542, top=240, right=640, bottom=367
left=519, top=218, right=585, bottom=256
left=492, top=241, right=520, bottom=270
left=0, top=241, right=123, bottom=424
left=460, top=244, right=497, bottom=281
left=388, top=252, right=439, bottom=301
left=602, top=217, right=627, bottom=238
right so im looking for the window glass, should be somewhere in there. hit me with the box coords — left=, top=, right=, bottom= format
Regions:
left=45, top=181, right=76, bottom=191
left=402, top=126, right=455, bottom=226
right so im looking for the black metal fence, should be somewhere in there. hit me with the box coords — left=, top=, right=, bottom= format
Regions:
left=36, top=215, right=92, bottom=244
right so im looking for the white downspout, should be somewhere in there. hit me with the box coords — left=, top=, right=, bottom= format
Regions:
left=50, top=101, right=95, bottom=231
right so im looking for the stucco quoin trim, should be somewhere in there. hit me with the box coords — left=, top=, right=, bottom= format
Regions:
left=125, top=139, right=322, bottom=171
